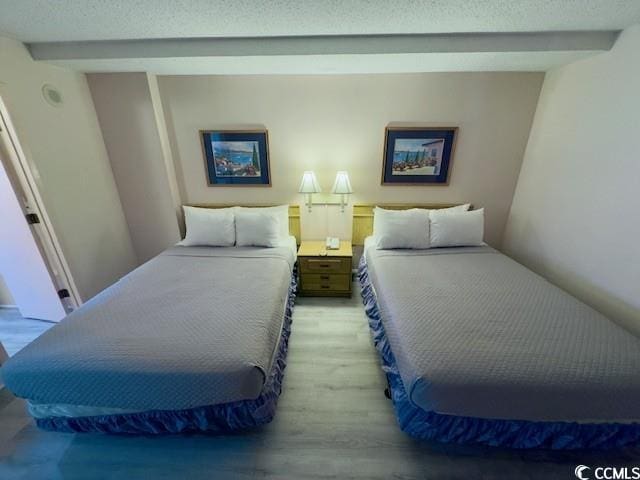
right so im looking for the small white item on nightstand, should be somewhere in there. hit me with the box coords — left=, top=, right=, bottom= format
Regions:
left=325, top=237, right=340, bottom=249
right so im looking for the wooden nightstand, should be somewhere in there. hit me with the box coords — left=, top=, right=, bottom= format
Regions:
left=297, top=241, right=353, bottom=297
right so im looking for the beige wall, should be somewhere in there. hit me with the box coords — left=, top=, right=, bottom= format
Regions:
left=87, top=73, right=180, bottom=263
left=0, top=275, right=14, bottom=306
left=0, top=37, right=136, bottom=301
left=503, top=25, right=640, bottom=335
left=158, top=73, right=543, bottom=246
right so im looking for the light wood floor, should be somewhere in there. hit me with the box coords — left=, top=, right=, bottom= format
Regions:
left=0, top=307, right=54, bottom=356
left=0, top=286, right=638, bottom=479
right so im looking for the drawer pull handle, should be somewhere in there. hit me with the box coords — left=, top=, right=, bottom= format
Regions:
left=321, top=285, right=330, bottom=289
left=320, top=275, right=330, bottom=280
left=309, top=259, right=340, bottom=264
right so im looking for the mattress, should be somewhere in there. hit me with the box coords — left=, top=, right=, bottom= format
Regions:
left=1, top=239, right=297, bottom=415
left=363, top=237, right=640, bottom=423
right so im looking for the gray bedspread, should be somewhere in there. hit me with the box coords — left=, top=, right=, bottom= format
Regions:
left=365, top=241, right=640, bottom=422
left=1, top=245, right=295, bottom=411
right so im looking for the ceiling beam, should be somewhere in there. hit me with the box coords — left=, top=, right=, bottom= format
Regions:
left=29, top=31, right=619, bottom=61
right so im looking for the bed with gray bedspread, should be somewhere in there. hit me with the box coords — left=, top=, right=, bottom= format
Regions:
left=364, top=243, right=640, bottom=424
left=1, top=245, right=296, bottom=432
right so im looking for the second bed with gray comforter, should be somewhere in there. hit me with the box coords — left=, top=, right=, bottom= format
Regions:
left=364, top=241, right=640, bottom=423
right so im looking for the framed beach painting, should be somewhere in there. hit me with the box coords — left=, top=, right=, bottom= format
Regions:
left=381, top=127, right=458, bottom=185
left=201, top=130, right=271, bottom=186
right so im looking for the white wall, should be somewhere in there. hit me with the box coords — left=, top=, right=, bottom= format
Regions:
left=0, top=275, right=14, bottom=306
left=0, top=37, right=136, bottom=301
left=87, top=73, right=180, bottom=263
left=158, top=73, right=543, bottom=246
left=503, top=25, right=640, bottom=334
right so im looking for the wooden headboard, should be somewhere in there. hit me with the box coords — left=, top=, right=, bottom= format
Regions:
left=187, top=204, right=301, bottom=244
left=352, top=203, right=470, bottom=246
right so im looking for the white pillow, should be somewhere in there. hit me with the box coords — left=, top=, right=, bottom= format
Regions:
left=430, top=208, right=484, bottom=247
left=179, top=206, right=235, bottom=247
left=428, top=204, right=471, bottom=218
left=234, top=205, right=289, bottom=239
left=235, top=210, right=281, bottom=247
left=373, top=207, right=430, bottom=249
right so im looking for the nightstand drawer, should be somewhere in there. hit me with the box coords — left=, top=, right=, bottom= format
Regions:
left=299, top=257, right=351, bottom=274
left=301, top=273, right=351, bottom=292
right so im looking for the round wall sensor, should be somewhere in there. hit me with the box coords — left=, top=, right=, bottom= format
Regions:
left=42, top=84, right=63, bottom=107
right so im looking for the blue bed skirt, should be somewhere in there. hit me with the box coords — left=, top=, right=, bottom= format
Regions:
left=36, top=273, right=297, bottom=435
left=358, top=256, right=640, bottom=450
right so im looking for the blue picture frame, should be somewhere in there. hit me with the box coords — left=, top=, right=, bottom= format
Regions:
left=382, top=127, right=458, bottom=185
left=201, top=130, right=271, bottom=186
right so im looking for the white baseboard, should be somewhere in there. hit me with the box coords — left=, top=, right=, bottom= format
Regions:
left=0, top=305, right=17, bottom=309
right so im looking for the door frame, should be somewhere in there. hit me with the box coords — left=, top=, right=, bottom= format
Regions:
left=0, top=96, right=80, bottom=311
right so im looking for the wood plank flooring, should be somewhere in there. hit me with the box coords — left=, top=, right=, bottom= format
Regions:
left=0, top=307, right=54, bottom=356
left=0, top=286, right=638, bottom=479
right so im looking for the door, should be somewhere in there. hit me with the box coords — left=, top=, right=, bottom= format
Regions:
left=0, top=97, right=77, bottom=321
left=0, top=142, right=65, bottom=320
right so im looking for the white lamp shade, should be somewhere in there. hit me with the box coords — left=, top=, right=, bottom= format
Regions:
left=299, top=171, right=321, bottom=193
left=331, top=171, right=353, bottom=194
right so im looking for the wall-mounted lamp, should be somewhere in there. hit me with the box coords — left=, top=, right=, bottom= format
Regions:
left=299, top=171, right=321, bottom=212
left=332, top=171, right=353, bottom=212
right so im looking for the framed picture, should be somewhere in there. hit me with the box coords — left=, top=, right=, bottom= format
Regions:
left=381, top=127, right=458, bottom=185
left=200, top=130, right=271, bottom=186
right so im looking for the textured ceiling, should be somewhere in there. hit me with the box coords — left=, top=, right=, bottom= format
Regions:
left=0, top=0, right=639, bottom=42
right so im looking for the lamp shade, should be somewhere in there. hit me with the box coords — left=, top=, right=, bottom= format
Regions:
left=331, top=171, right=353, bottom=194
left=299, top=171, right=321, bottom=193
